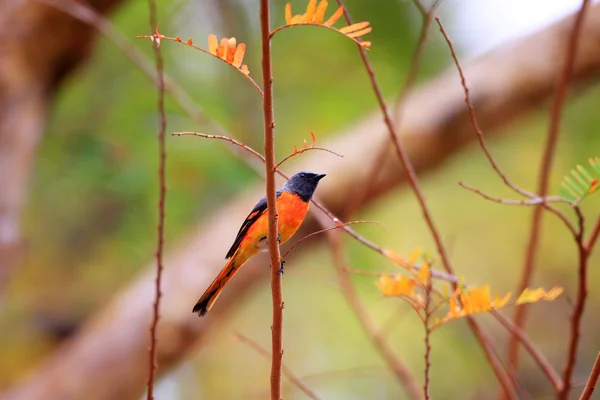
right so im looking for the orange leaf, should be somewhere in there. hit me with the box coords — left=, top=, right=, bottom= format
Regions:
left=232, top=43, right=246, bottom=68
left=240, top=64, right=250, bottom=75
left=175, top=36, right=182, bottom=42
left=310, top=131, right=316, bottom=147
left=226, top=37, right=237, bottom=64
left=291, top=15, right=305, bottom=25
left=285, top=3, right=292, bottom=25
left=323, top=5, right=344, bottom=27
left=339, top=21, right=369, bottom=34
left=218, top=38, right=229, bottom=60
left=304, top=0, right=317, bottom=23
left=187, top=38, right=193, bottom=45
left=347, top=27, right=372, bottom=38
left=314, top=0, right=328, bottom=24
left=589, top=179, right=598, bottom=193
left=292, top=145, right=298, bottom=154
left=208, top=34, right=218, bottom=55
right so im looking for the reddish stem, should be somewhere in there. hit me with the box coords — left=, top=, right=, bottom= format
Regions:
left=337, top=2, right=516, bottom=396
left=511, top=0, right=591, bottom=372
left=579, top=352, right=600, bottom=400
left=259, top=1, right=283, bottom=399
left=145, top=3, right=167, bottom=400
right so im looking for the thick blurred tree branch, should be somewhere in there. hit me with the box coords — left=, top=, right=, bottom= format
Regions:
left=4, top=4, right=600, bottom=400
left=0, top=0, right=124, bottom=292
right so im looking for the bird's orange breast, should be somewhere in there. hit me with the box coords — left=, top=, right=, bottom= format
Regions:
left=237, top=192, right=309, bottom=261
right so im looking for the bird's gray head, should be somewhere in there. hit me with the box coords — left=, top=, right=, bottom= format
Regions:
left=283, top=171, right=326, bottom=202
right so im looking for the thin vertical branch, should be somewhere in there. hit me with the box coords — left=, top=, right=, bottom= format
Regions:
left=579, top=352, right=600, bottom=400
left=325, top=229, right=422, bottom=400
left=423, top=280, right=433, bottom=400
left=584, top=216, right=600, bottom=253
left=561, top=208, right=592, bottom=399
left=259, top=1, right=282, bottom=399
left=233, top=333, right=321, bottom=400
left=510, top=0, right=591, bottom=371
left=338, top=2, right=515, bottom=396
left=343, top=0, right=443, bottom=219
left=145, top=1, right=167, bottom=399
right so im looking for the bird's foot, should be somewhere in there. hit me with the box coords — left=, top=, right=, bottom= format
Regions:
left=277, top=260, right=285, bottom=275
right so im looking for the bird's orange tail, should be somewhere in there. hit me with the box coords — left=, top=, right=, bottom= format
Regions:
left=193, top=256, right=242, bottom=316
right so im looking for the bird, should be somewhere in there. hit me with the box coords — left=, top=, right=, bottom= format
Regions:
left=193, top=171, right=326, bottom=316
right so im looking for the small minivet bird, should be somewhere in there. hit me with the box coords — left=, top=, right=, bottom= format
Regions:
left=193, top=171, right=326, bottom=316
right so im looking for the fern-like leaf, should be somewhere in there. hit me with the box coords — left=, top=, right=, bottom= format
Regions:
left=558, top=157, right=600, bottom=204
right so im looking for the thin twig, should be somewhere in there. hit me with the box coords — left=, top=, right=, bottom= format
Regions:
left=233, top=333, right=321, bottom=400
left=584, top=215, right=600, bottom=253
left=342, top=0, right=443, bottom=219
left=281, top=221, right=382, bottom=260
left=337, top=2, right=515, bottom=396
left=511, top=0, right=591, bottom=370
left=145, top=3, right=167, bottom=400
left=434, top=19, right=535, bottom=199
left=259, top=1, right=283, bottom=399
left=275, top=148, right=343, bottom=170
left=434, top=13, right=577, bottom=236
left=172, top=132, right=266, bottom=161
left=561, top=211, right=593, bottom=398
left=579, top=352, right=600, bottom=400
left=423, top=278, right=433, bottom=400
left=325, top=228, right=422, bottom=400
left=459, top=182, right=565, bottom=205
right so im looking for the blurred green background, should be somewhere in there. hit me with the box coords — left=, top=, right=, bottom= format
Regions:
left=1, top=0, right=599, bottom=398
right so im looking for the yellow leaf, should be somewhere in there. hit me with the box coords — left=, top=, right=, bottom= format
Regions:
left=240, top=64, right=250, bottom=75
left=285, top=3, right=292, bottom=25
left=360, top=41, right=372, bottom=48
left=232, top=43, right=246, bottom=68
left=208, top=34, right=218, bottom=55
left=376, top=274, right=416, bottom=297
left=347, top=26, right=372, bottom=38
left=516, top=288, right=544, bottom=304
left=493, top=292, right=512, bottom=309
left=544, top=286, right=564, bottom=300
left=314, top=0, right=328, bottom=24
left=466, top=285, right=492, bottom=313
left=323, top=5, right=344, bottom=27
left=226, top=37, right=237, bottom=63
left=339, top=21, right=369, bottom=34
left=304, top=0, right=317, bottom=23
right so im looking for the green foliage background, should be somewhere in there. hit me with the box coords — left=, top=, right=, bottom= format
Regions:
left=2, top=0, right=599, bottom=398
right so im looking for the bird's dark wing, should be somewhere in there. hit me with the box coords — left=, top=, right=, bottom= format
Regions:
left=225, top=191, right=281, bottom=259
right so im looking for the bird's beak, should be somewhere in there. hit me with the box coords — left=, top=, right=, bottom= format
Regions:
left=315, top=174, right=326, bottom=181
